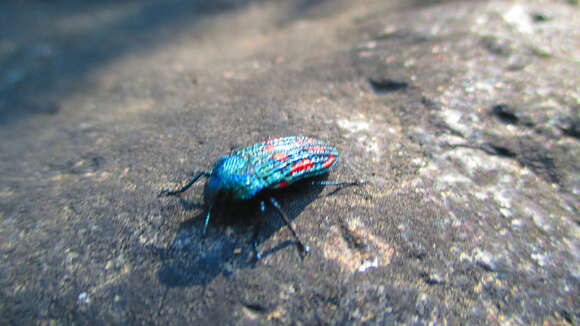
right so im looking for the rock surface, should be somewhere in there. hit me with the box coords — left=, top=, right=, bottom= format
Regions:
left=0, top=0, right=578, bottom=324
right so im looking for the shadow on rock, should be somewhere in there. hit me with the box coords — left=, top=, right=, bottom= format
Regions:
left=154, top=177, right=331, bottom=287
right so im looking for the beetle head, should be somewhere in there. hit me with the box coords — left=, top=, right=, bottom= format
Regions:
left=205, top=174, right=229, bottom=206
left=204, top=155, right=252, bottom=206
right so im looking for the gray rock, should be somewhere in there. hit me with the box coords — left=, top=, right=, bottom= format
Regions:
left=0, top=0, right=577, bottom=324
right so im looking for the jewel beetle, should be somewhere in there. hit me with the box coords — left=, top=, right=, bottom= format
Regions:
left=159, top=136, right=362, bottom=259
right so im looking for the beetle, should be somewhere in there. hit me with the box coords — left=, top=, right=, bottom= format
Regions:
left=159, top=136, right=362, bottom=259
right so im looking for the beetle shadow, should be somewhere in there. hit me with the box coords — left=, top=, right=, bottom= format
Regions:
left=154, top=174, right=355, bottom=287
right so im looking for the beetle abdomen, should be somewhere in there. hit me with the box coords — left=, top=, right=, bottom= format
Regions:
left=233, top=136, right=338, bottom=190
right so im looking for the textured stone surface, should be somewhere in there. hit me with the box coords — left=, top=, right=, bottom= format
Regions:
left=1, top=0, right=578, bottom=324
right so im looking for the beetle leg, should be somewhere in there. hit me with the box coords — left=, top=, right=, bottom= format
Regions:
left=311, top=179, right=365, bottom=186
left=202, top=207, right=212, bottom=235
left=251, top=201, right=267, bottom=260
left=159, top=170, right=212, bottom=197
left=313, top=179, right=368, bottom=200
left=268, top=197, right=310, bottom=257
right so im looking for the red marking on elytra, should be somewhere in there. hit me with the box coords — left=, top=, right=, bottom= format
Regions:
left=277, top=180, right=289, bottom=188
left=308, top=146, right=325, bottom=152
left=323, top=154, right=335, bottom=169
left=291, top=158, right=313, bottom=174
left=271, top=152, right=288, bottom=161
left=262, top=144, right=275, bottom=152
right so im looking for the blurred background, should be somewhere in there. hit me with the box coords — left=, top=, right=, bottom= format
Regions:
left=1, top=0, right=578, bottom=324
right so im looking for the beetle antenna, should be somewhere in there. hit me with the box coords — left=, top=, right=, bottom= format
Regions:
left=159, top=170, right=211, bottom=197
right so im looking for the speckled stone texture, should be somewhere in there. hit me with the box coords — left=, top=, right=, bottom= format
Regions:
left=0, top=0, right=577, bottom=324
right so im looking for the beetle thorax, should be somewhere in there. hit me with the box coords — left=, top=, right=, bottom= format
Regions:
left=204, top=155, right=262, bottom=204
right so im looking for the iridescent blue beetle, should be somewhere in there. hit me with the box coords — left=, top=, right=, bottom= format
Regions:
left=159, top=136, right=362, bottom=259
